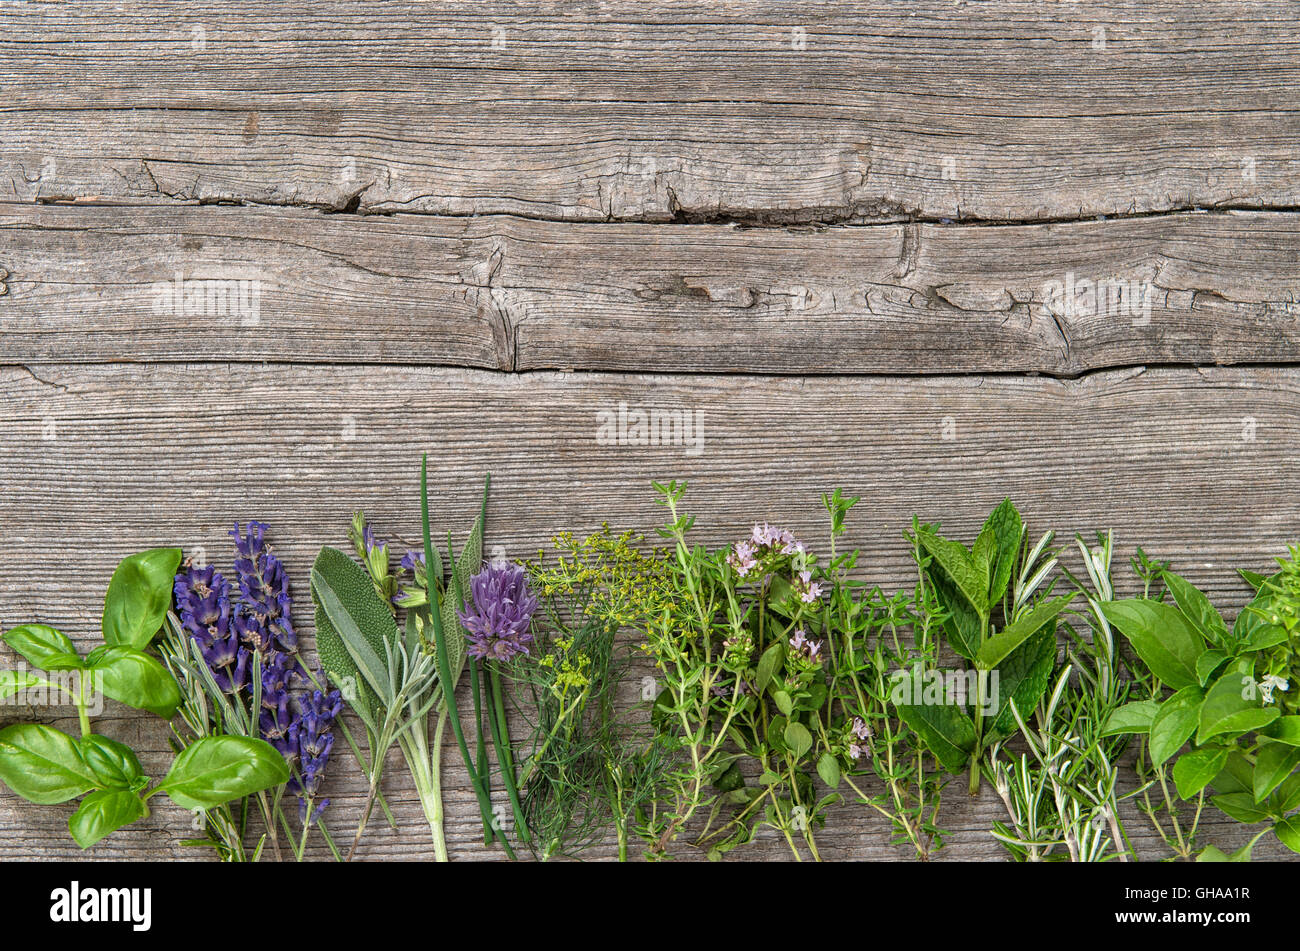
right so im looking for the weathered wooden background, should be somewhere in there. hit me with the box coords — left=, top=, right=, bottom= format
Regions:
left=2, top=1, right=1299, bottom=860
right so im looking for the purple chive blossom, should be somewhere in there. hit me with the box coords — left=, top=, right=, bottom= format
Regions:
left=230, top=521, right=297, bottom=653
left=458, top=562, right=538, bottom=661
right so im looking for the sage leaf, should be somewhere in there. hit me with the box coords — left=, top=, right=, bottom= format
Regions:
left=68, top=789, right=146, bottom=849
left=101, top=548, right=182, bottom=649
left=3, top=624, right=80, bottom=669
left=1099, top=599, right=1203, bottom=689
left=0, top=724, right=98, bottom=804
left=311, top=547, right=398, bottom=706
left=159, top=736, right=290, bottom=810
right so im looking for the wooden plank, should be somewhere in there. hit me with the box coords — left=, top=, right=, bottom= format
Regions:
left=5, top=1, right=1299, bottom=221
left=0, top=362, right=1295, bottom=859
left=4, top=203, right=1300, bottom=373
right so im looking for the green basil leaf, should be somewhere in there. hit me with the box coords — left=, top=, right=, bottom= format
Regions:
left=1270, top=774, right=1300, bottom=815
left=1254, top=743, right=1300, bottom=804
left=783, top=721, right=813, bottom=760
left=79, top=734, right=145, bottom=790
left=1198, top=661, right=1279, bottom=743
left=1209, top=752, right=1255, bottom=795
left=158, top=736, right=290, bottom=810
left=1162, top=570, right=1229, bottom=647
left=89, top=646, right=181, bottom=718
left=68, top=789, right=146, bottom=849
left=0, top=669, right=47, bottom=700
left=1212, top=792, right=1270, bottom=824
left=1196, top=649, right=1228, bottom=687
left=976, top=594, right=1075, bottom=670
left=1274, top=815, right=1300, bottom=853
left=1149, top=686, right=1204, bottom=766
left=0, top=724, right=98, bottom=804
left=1238, top=569, right=1268, bottom=592
left=1172, top=746, right=1228, bottom=799
left=1102, top=699, right=1162, bottom=735
left=1100, top=599, right=1203, bottom=689
left=2, top=624, right=81, bottom=669
left=1260, top=716, right=1300, bottom=746
left=102, top=548, right=183, bottom=649
left=1235, top=586, right=1288, bottom=651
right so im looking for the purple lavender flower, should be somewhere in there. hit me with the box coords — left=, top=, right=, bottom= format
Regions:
left=176, top=524, right=339, bottom=822
left=230, top=521, right=297, bottom=653
left=292, top=687, right=342, bottom=803
left=174, top=563, right=250, bottom=694
left=458, top=561, right=538, bottom=661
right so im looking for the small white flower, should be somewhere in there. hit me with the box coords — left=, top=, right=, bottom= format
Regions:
left=1261, top=674, right=1290, bottom=704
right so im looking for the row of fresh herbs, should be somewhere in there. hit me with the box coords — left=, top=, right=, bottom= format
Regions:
left=2, top=469, right=1297, bottom=861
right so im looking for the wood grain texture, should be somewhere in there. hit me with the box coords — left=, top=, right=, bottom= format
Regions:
left=4, top=1, right=1299, bottom=221
left=0, top=362, right=1295, bottom=860
left=4, top=202, right=1300, bottom=374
